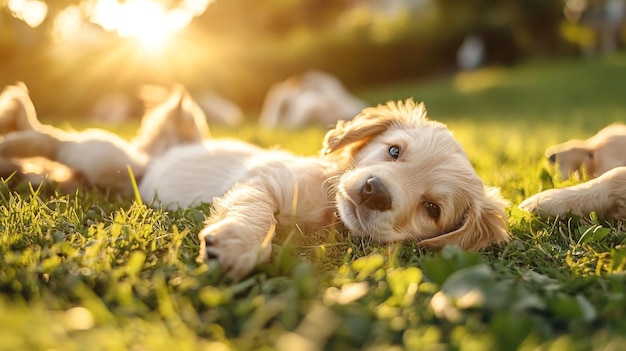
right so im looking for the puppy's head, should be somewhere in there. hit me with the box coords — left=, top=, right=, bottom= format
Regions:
left=322, top=99, right=509, bottom=251
left=545, top=141, right=593, bottom=179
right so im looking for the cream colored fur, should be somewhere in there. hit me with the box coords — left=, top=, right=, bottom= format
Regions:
left=521, top=124, right=626, bottom=219
left=141, top=99, right=509, bottom=279
left=0, top=83, right=209, bottom=193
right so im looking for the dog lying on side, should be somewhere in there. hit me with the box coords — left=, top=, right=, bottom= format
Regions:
left=0, top=83, right=209, bottom=193
left=520, top=124, right=626, bottom=219
left=140, top=99, right=510, bottom=279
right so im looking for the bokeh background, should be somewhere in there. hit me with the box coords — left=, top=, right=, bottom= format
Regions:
left=1, top=0, right=624, bottom=120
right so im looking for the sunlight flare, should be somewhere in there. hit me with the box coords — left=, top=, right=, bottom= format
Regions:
left=90, top=0, right=189, bottom=48
left=8, top=0, right=48, bottom=27
left=51, top=0, right=213, bottom=48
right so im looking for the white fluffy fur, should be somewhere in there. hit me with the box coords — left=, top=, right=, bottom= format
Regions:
left=141, top=99, right=510, bottom=279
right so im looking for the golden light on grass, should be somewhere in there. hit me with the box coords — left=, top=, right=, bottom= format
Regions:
left=453, top=68, right=509, bottom=93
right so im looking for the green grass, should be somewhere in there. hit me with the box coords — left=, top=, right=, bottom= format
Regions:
left=3, top=54, right=626, bottom=350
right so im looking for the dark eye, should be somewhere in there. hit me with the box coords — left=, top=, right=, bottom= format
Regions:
left=388, top=145, right=400, bottom=159
left=424, top=202, right=441, bottom=221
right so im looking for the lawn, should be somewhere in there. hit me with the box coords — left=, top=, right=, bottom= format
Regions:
left=2, top=54, right=626, bottom=350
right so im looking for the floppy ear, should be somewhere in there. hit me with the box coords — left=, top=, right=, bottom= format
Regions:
left=321, top=99, right=427, bottom=156
left=419, top=187, right=510, bottom=251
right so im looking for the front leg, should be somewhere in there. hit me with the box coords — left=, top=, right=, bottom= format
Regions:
left=519, top=166, right=626, bottom=219
left=197, top=177, right=284, bottom=280
left=198, top=218, right=275, bottom=280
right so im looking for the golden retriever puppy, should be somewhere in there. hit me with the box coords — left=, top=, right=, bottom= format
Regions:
left=546, top=124, right=626, bottom=180
left=519, top=166, right=626, bottom=219
left=140, top=99, right=510, bottom=279
left=0, top=83, right=208, bottom=193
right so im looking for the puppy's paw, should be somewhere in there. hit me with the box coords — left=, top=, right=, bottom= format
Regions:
left=518, top=194, right=541, bottom=214
left=518, top=189, right=570, bottom=218
left=197, top=219, right=273, bottom=280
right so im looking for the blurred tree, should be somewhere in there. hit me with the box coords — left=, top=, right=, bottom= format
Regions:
left=195, top=0, right=349, bottom=37
left=509, top=0, right=567, bottom=54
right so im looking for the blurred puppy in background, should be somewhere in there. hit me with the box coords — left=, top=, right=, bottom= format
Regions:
left=0, top=82, right=209, bottom=193
left=0, top=82, right=76, bottom=190
left=259, top=70, right=367, bottom=129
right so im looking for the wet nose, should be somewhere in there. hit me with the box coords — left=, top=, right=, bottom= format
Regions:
left=360, top=176, right=391, bottom=211
left=548, top=153, right=556, bottom=164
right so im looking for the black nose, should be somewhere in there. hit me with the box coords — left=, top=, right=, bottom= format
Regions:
left=360, top=176, right=391, bottom=211
left=548, top=154, right=556, bottom=164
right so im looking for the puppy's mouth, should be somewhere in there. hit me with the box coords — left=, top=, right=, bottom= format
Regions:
left=336, top=183, right=399, bottom=242
left=335, top=192, right=370, bottom=234
left=338, top=194, right=373, bottom=226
